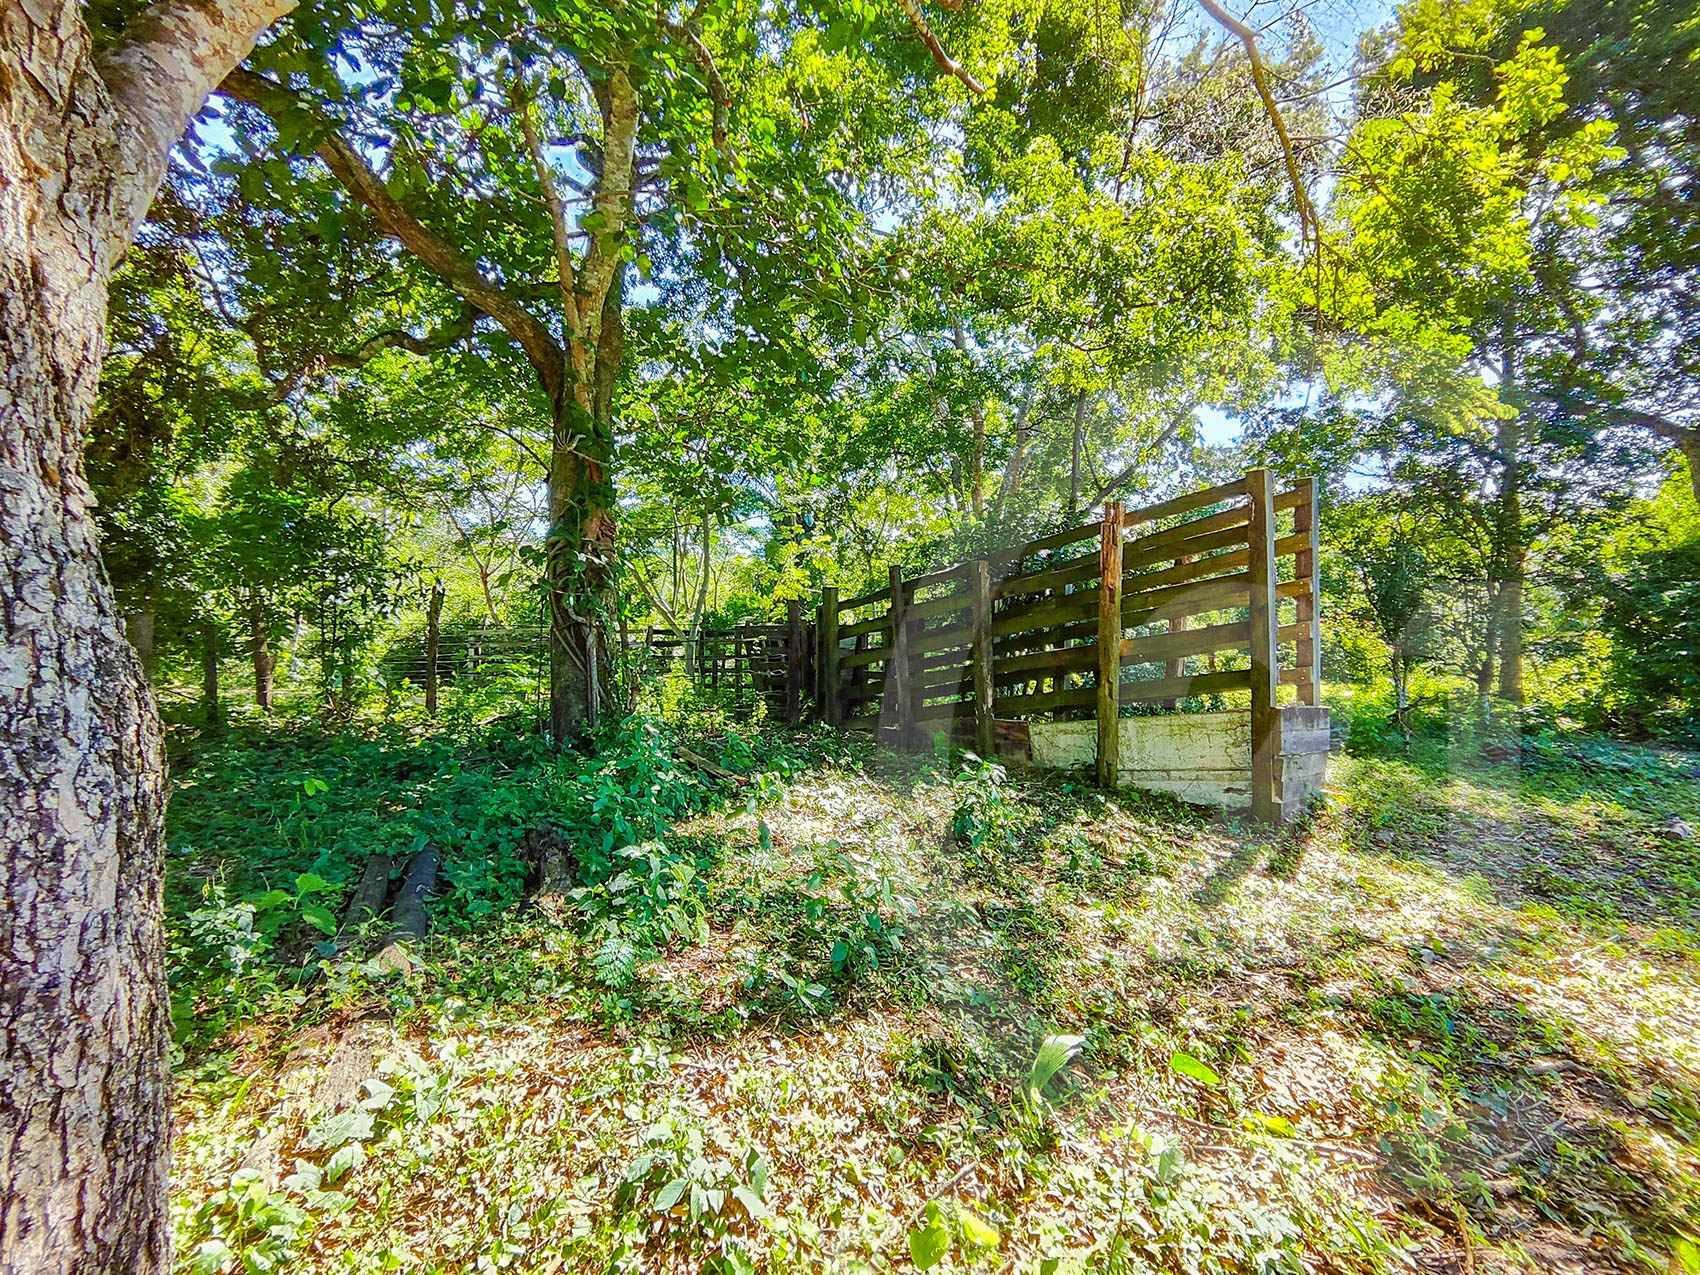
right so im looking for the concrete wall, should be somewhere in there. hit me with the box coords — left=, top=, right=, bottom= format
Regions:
left=1027, top=706, right=1330, bottom=817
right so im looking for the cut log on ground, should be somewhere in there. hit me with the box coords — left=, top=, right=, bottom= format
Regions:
left=334, top=853, right=394, bottom=953
left=375, top=846, right=439, bottom=973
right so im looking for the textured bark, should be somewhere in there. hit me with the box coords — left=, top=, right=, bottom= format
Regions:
left=424, top=579, right=443, bottom=716
left=1, top=3, right=291, bottom=1272
left=201, top=624, right=221, bottom=728
left=1495, top=311, right=1525, bottom=706
left=249, top=593, right=274, bottom=711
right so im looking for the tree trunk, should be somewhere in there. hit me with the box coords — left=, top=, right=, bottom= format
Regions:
left=0, top=184, right=173, bottom=1275
left=202, top=623, right=222, bottom=728
left=545, top=400, right=618, bottom=743
left=250, top=593, right=275, bottom=711
left=126, top=600, right=157, bottom=683
left=1680, top=430, right=1700, bottom=509
left=1068, top=393, right=1086, bottom=518
left=1495, top=309, right=1525, bottom=705
left=424, top=578, right=444, bottom=716
left=3, top=4, right=291, bottom=1269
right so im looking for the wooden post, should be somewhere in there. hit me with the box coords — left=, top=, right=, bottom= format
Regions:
left=1095, top=501, right=1124, bottom=788
left=1246, top=468, right=1281, bottom=823
left=885, top=564, right=913, bottom=748
left=1294, top=475, right=1321, bottom=706
left=970, top=560, right=995, bottom=757
left=820, top=587, right=841, bottom=725
left=1162, top=555, right=1191, bottom=710
left=425, top=578, right=445, bottom=716
left=786, top=601, right=804, bottom=725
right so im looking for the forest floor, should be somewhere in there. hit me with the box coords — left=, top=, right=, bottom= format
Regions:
left=166, top=698, right=1700, bottom=1274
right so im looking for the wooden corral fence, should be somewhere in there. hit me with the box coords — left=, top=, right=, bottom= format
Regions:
left=816, top=468, right=1321, bottom=821
left=629, top=603, right=812, bottom=724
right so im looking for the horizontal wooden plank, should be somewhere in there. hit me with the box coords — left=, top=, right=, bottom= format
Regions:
left=1121, top=571, right=1251, bottom=627
left=1124, top=522, right=1251, bottom=573
left=911, top=623, right=973, bottom=656
left=995, top=554, right=1099, bottom=601
left=995, top=618, right=1097, bottom=656
left=1118, top=667, right=1251, bottom=703
left=1119, top=477, right=1248, bottom=529
left=1274, top=483, right=1312, bottom=513
left=1121, top=547, right=1250, bottom=595
left=994, top=685, right=1098, bottom=716
left=1119, top=620, right=1249, bottom=666
left=1126, top=503, right=1251, bottom=563
left=994, top=643, right=1097, bottom=681
left=997, top=520, right=1104, bottom=564
left=838, top=585, right=891, bottom=612
left=907, top=589, right=972, bottom=623
left=840, top=614, right=892, bottom=640
left=1275, top=579, right=1310, bottom=602
left=908, top=563, right=967, bottom=592
left=840, top=646, right=891, bottom=670
left=1274, top=531, right=1307, bottom=559
left=913, top=698, right=975, bottom=725
left=913, top=665, right=973, bottom=696
left=993, top=589, right=1099, bottom=639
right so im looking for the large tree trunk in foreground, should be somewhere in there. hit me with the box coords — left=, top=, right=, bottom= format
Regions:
left=1, top=3, right=291, bottom=1271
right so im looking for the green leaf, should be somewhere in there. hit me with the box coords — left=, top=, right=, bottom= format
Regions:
left=653, top=1177, right=687, bottom=1211
left=1675, top=1237, right=1700, bottom=1275
left=1168, top=1050, right=1222, bottom=1088
left=908, top=1217, right=950, bottom=1269
left=305, top=1107, right=373, bottom=1150
left=1244, top=1110, right=1296, bottom=1137
left=1026, top=1033, right=1085, bottom=1103
left=731, top=1184, right=768, bottom=1219
left=301, top=904, right=338, bottom=936
left=295, top=872, right=333, bottom=895
left=957, top=1205, right=1000, bottom=1249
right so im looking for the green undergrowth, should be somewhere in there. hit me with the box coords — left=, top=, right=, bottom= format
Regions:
left=167, top=691, right=1700, bottom=1274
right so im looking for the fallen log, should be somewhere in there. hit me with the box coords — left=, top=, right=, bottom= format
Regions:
left=334, top=853, right=394, bottom=953
left=375, top=845, right=439, bottom=973
left=676, top=744, right=745, bottom=785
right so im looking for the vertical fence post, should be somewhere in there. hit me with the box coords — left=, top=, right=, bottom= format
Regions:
left=1095, top=501, right=1124, bottom=788
left=885, top=564, right=913, bottom=748
left=786, top=601, right=803, bottom=725
left=970, top=559, right=995, bottom=757
left=820, top=587, right=840, bottom=724
left=1246, top=468, right=1281, bottom=823
left=1294, top=475, right=1321, bottom=707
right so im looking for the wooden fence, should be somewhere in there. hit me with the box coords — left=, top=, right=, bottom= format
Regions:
left=817, top=468, right=1320, bottom=821
left=630, top=603, right=811, bottom=724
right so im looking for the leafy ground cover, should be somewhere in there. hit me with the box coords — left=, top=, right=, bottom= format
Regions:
left=167, top=693, right=1700, bottom=1274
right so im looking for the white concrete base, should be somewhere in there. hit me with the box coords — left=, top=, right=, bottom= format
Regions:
left=1027, top=706, right=1330, bottom=817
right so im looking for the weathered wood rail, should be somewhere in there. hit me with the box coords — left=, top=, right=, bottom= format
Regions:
left=631, top=601, right=811, bottom=724
left=816, top=468, right=1322, bottom=821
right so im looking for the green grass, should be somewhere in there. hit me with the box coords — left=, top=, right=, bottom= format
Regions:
left=166, top=692, right=1700, bottom=1274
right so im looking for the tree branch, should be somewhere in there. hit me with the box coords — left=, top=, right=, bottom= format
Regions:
left=219, top=67, right=567, bottom=401
left=660, top=17, right=729, bottom=153
left=96, top=0, right=296, bottom=258
left=1197, top=0, right=1317, bottom=250
left=894, top=0, right=986, bottom=95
